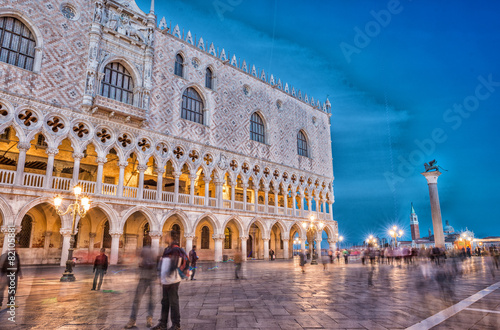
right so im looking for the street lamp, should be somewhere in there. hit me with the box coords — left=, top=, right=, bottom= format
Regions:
left=366, top=235, right=376, bottom=247
left=339, top=235, right=344, bottom=250
left=293, top=238, right=301, bottom=256
left=302, top=215, right=324, bottom=265
left=54, top=185, right=91, bottom=282
left=389, top=226, right=403, bottom=248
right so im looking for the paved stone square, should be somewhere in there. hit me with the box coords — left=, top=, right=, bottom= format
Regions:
left=1, top=257, right=499, bottom=329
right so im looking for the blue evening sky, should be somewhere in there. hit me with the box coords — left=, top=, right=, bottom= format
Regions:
left=136, top=0, right=500, bottom=245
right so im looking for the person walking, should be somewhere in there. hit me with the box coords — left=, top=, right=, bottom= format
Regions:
left=152, top=230, right=186, bottom=330
left=234, top=249, right=242, bottom=279
left=343, top=249, right=349, bottom=264
left=0, top=244, right=22, bottom=308
left=188, top=245, right=199, bottom=281
left=299, top=250, right=307, bottom=273
left=91, top=248, right=108, bottom=291
left=125, top=247, right=157, bottom=329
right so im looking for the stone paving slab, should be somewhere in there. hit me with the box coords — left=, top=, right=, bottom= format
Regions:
left=0, top=258, right=499, bottom=329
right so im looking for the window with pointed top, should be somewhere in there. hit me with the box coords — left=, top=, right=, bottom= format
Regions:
left=100, top=62, right=134, bottom=105
left=297, top=130, right=308, bottom=157
left=0, top=17, right=36, bottom=71
left=181, top=87, right=204, bottom=124
left=250, top=112, right=265, bottom=144
left=224, top=227, right=232, bottom=249
left=201, top=226, right=210, bottom=249
left=205, top=67, right=213, bottom=89
left=175, top=53, right=184, bottom=77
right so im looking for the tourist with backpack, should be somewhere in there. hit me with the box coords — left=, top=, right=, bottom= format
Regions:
left=152, top=230, right=186, bottom=330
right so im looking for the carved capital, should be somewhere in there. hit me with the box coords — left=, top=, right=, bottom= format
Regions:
left=44, top=231, right=53, bottom=237
left=45, top=147, right=59, bottom=156
left=184, top=234, right=196, bottom=240
left=118, top=161, right=128, bottom=168
left=73, top=152, right=85, bottom=160
left=149, top=231, right=162, bottom=239
left=282, top=238, right=289, bottom=242
left=156, top=167, right=166, bottom=174
left=97, top=157, right=107, bottom=165
left=89, top=232, right=97, bottom=238
left=173, top=171, right=182, bottom=178
left=109, top=231, right=122, bottom=238
left=212, top=234, right=225, bottom=240
left=17, top=142, right=31, bottom=151
left=60, top=228, right=73, bottom=237
left=239, top=236, right=249, bottom=241
left=137, top=164, right=148, bottom=172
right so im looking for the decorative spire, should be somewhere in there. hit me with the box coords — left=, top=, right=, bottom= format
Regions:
left=150, top=0, right=155, bottom=14
left=411, top=202, right=416, bottom=214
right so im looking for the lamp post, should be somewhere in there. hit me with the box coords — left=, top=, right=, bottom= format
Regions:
left=339, top=235, right=344, bottom=250
left=293, top=238, right=301, bottom=256
left=366, top=235, right=376, bottom=247
left=302, top=214, right=324, bottom=265
left=54, top=185, right=91, bottom=282
left=389, top=226, right=403, bottom=248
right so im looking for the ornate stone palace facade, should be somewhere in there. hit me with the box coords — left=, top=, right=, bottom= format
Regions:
left=0, top=0, right=336, bottom=264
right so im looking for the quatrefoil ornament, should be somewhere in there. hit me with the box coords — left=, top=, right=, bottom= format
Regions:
left=138, top=138, right=151, bottom=152
left=18, top=110, right=38, bottom=127
left=96, top=128, right=111, bottom=143
left=118, top=134, right=132, bottom=148
left=203, top=154, right=213, bottom=166
left=73, top=123, right=89, bottom=139
left=230, top=160, right=238, bottom=171
left=242, top=163, right=249, bottom=174
left=189, top=150, right=199, bottom=162
left=253, top=165, right=260, bottom=176
left=173, top=146, right=184, bottom=159
left=47, top=117, right=65, bottom=133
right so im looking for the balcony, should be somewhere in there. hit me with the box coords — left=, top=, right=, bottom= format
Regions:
left=0, top=170, right=333, bottom=221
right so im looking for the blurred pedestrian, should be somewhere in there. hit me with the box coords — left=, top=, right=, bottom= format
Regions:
left=234, top=248, right=242, bottom=279
left=299, top=250, right=307, bottom=273
left=189, top=245, right=198, bottom=280
left=328, top=249, right=333, bottom=263
left=152, top=230, right=186, bottom=330
left=343, top=249, right=349, bottom=264
left=125, top=247, right=157, bottom=329
left=0, top=244, right=22, bottom=308
left=91, top=248, right=108, bottom=291
left=336, top=250, right=340, bottom=263
left=321, top=253, right=329, bottom=270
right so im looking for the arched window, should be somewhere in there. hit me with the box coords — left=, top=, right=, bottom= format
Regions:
left=172, top=224, right=181, bottom=234
left=201, top=226, right=210, bottom=249
left=250, top=112, right=265, bottom=143
left=175, top=53, right=184, bottom=77
left=0, top=17, right=36, bottom=71
left=181, top=87, right=204, bottom=124
left=205, top=67, right=213, bottom=89
left=16, top=215, right=32, bottom=248
left=297, top=130, right=308, bottom=157
left=143, top=222, right=151, bottom=247
left=100, top=62, right=134, bottom=105
left=224, top=227, right=232, bottom=249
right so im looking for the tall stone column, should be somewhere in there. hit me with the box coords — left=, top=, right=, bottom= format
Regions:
left=263, top=238, right=270, bottom=260
left=156, top=168, right=165, bottom=202
left=291, top=191, right=297, bottom=216
left=15, top=142, right=30, bottom=186
left=60, top=229, right=72, bottom=267
left=274, top=189, right=279, bottom=214
left=300, top=239, right=306, bottom=253
left=95, top=157, right=106, bottom=195
left=204, top=175, right=211, bottom=206
left=150, top=231, right=162, bottom=257
left=109, top=232, right=122, bottom=265
left=189, top=174, right=196, bottom=205
left=242, top=182, right=248, bottom=211
left=214, top=180, right=223, bottom=208
left=213, top=234, right=224, bottom=262
left=230, top=182, right=236, bottom=209
left=329, top=240, right=337, bottom=252
left=282, top=238, right=289, bottom=259
left=284, top=192, right=288, bottom=215
left=254, top=183, right=259, bottom=212
left=173, top=171, right=181, bottom=204
left=263, top=187, right=269, bottom=213
left=117, top=161, right=127, bottom=197
left=184, top=234, right=195, bottom=254
left=44, top=148, right=58, bottom=189
left=72, top=152, right=84, bottom=185
left=328, top=201, right=333, bottom=221
left=422, top=171, right=445, bottom=248
left=137, top=164, right=147, bottom=199
left=88, top=232, right=96, bottom=257
left=240, top=236, right=248, bottom=261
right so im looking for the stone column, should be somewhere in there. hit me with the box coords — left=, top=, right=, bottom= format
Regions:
left=156, top=168, right=165, bottom=202
left=88, top=232, right=96, bottom=257
left=300, top=238, right=306, bottom=253
left=44, top=148, right=58, bottom=189
left=284, top=192, right=288, bottom=215
left=214, top=180, right=223, bottom=208
left=282, top=238, right=289, bottom=259
left=322, top=199, right=327, bottom=218
left=189, top=174, right=196, bottom=205
left=15, top=142, right=30, bottom=186
left=43, top=231, right=53, bottom=264
left=184, top=234, right=194, bottom=254
left=173, top=171, right=181, bottom=204
left=95, top=157, right=106, bottom=195
left=242, top=182, right=248, bottom=211
left=60, top=229, right=72, bottom=267
left=213, top=234, right=224, bottom=262
left=263, top=238, right=270, bottom=260
left=137, top=164, right=147, bottom=199
left=117, top=161, right=127, bottom=197
left=230, top=182, right=236, bottom=209
left=422, top=171, right=445, bottom=248
left=274, top=189, right=279, bottom=214
left=109, top=232, right=122, bottom=265
left=240, top=236, right=248, bottom=261
left=72, top=152, right=84, bottom=185
left=150, top=231, right=162, bottom=257
left=315, top=238, right=322, bottom=257
left=307, top=197, right=312, bottom=214
left=254, top=183, right=259, bottom=212
left=204, top=175, right=211, bottom=206
left=328, top=202, right=333, bottom=221
left=329, top=240, right=337, bottom=252
left=263, top=186, right=269, bottom=213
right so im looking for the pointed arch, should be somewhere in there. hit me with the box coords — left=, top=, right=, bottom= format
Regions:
left=193, top=212, right=220, bottom=235
left=269, top=218, right=287, bottom=236
left=181, top=85, right=206, bottom=125
left=160, top=209, right=191, bottom=234
left=99, top=56, right=142, bottom=88
left=246, top=217, right=268, bottom=238
left=220, top=215, right=244, bottom=236
left=14, top=197, right=61, bottom=227
left=0, top=194, right=14, bottom=227
left=297, top=129, right=309, bottom=157
left=250, top=111, right=266, bottom=144
left=87, top=202, right=120, bottom=232
left=118, top=206, right=158, bottom=232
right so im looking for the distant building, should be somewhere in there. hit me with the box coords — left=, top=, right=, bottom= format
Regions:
left=410, top=203, right=420, bottom=241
